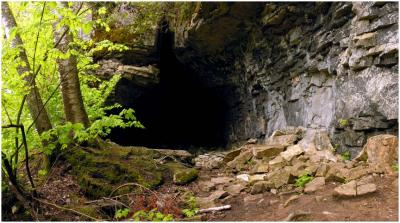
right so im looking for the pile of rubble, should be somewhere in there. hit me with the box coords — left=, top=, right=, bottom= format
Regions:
left=193, top=127, right=398, bottom=208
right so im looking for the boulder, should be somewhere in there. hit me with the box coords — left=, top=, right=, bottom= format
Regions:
left=253, top=145, right=286, bottom=159
left=152, top=148, right=192, bottom=161
left=308, top=150, right=338, bottom=163
left=304, top=177, right=325, bottom=193
left=250, top=181, right=273, bottom=194
left=251, top=162, right=269, bottom=173
left=355, top=134, right=398, bottom=174
left=225, top=184, right=245, bottom=196
left=346, top=165, right=372, bottom=181
left=333, top=179, right=377, bottom=197
left=226, top=149, right=253, bottom=170
left=357, top=175, right=374, bottom=185
left=315, top=163, right=329, bottom=177
left=171, top=167, right=199, bottom=185
left=325, top=163, right=348, bottom=183
left=207, top=157, right=224, bottom=169
left=249, top=174, right=267, bottom=184
left=280, top=144, right=304, bottom=161
left=268, top=169, right=293, bottom=188
left=333, top=180, right=357, bottom=197
left=236, top=174, right=250, bottom=182
left=304, top=162, right=319, bottom=175
left=289, top=162, right=308, bottom=177
left=298, top=129, right=335, bottom=153
left=269, top=155, right=287, bottom=170
left=223, top=148, right=243, bottom=163
left=266, top=134, right=298, bottom=146
left=356, top=183, right=377, bottom=196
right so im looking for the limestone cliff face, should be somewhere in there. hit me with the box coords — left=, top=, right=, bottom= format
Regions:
left=171, top=2, right=398, bottom=155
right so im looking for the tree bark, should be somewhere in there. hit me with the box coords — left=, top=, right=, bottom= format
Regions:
left=52, top=2, right=90, bottom=127
left=1, top=2, right=53, bottom=135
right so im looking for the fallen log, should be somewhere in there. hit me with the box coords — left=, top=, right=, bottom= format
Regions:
left=197, top=205, right=231, bottom=214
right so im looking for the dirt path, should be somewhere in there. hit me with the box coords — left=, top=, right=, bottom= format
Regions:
left=193, top=170, right=398, bottom=221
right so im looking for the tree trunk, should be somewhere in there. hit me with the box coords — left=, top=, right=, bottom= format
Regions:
left=52, top=2, right=90, bottom=127
left=1, top=2, right=53, bottom=135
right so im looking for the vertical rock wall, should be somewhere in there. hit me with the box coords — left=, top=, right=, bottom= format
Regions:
left=172, top=2, right=398, bottom=155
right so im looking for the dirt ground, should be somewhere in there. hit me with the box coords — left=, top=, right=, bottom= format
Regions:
left=4, top=158, right=398, bottom=221
left=195, top=170, right=399, bottom=221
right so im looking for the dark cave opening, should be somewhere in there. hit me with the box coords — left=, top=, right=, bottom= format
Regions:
left=107, top=22, right=229, bottom=150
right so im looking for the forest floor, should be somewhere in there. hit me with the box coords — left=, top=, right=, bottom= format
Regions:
left=3, top=145, right=399, bottom=221
left=30, top=160, right=398, bottom=221
left=194, top=169, right=398, bottom=221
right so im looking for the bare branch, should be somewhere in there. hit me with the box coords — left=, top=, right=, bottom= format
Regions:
left=34, top=198, right=102, bottom=221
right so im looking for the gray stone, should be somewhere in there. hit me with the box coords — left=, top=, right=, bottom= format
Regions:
left=227, top=149, right=253, bottom=171
left=355, top=134, right=398, bottom=174
left=325, top=164, right=348, bottom=183
left=304, top=177, right=325, bottom=193
left=250, top=181, right=274, bottom=194
left=225, top=184, right=245, bottom=196
left=223, top=148, right=243, bottom=163
left=265, top=134, right=298, bottom=146
left=280, top=144, right=304, bottom=161
left=315, top=163, right=329, bottom=177
left=251, top=162, right=269, bottom=173
left=357, top=183, right=377, bottom=195
left=333, top=180, right=357, bottom=197
left=268, top=169, right=293, bottom=189
left=236, top=174, right=250, bottom=182
left=249, top=174, right=267, bottom=184
left=253, top=145, right=285, bottom=159
left=298, top=129, right=335, bottom=153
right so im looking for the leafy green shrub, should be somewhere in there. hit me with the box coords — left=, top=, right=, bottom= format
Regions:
left=341, top=151, right=351, bottom=161
left=182, top=208, right=197, bottom=218
left=295, top=173, right=313, bottom=188
left=181, top=192, right=198, bottom=218
left=40, top=108, right=144, bottom=153
left=115, top=208, right=130, bottom=220
left=131, top=209, right=174, bottom=221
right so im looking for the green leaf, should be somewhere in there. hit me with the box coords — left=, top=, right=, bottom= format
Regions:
left=98, top=7, right=107, bottom=15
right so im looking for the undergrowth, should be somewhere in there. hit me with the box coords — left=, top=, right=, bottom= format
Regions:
left=295, top=173, right=313, bottom=188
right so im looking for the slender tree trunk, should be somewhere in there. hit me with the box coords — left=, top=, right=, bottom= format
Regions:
left=1, top=2, right=53, bottom=134
left=52, top=2, right=90, bottom=127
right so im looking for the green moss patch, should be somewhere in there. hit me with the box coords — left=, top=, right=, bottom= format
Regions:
left=165, top=162, right=198, bottom=185
left=65, top=145, right=165, bottom=199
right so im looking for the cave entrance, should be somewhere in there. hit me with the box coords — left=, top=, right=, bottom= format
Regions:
left=108, top=22, right=229, bottom=151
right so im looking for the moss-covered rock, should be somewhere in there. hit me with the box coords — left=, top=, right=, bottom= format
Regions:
left=165, top=162, right=198, bottom=185
left=65, top=144, right=165, bottom=199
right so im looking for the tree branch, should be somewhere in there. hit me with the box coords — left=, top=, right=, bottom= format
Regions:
left=34, top=198, right=101, bottom=221
left=2, top=124, right=37, bottom=197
